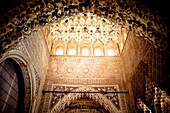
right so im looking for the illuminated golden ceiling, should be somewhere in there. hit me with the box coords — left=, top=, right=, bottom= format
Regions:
left=50, top=13, right=128, bottom=56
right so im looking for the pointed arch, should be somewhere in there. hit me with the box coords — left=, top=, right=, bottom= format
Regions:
left=0, top=58, right=25, bottom=113
left=0, top=50, right=39, bottom=113
left=50, top=86, right=119, bottom=113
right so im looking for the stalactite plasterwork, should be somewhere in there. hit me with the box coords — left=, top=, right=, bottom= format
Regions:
left=0, top=0, right=168, bottom=54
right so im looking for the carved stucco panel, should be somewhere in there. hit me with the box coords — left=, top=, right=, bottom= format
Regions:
left=49, top=56, right=124, bottom=84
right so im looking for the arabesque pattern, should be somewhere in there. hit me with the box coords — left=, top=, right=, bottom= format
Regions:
left=50, top=85, right=121, bottom=113
left=0, top=0, right=168, bottom=55
left=51, top=85, right=120, bottom=109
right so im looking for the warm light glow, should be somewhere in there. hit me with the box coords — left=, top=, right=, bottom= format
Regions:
left=124, top=33, right=127, bottom=39
left=107, top=48, right=115, bottom=56
left=81, top=47, right=89, bottom=56
left=56, top=47, right=64, bottom=55
left=68, top=47, right=76, bottom=55
left=50, top=13, right=126, bottom=56
left=122, top=28, right=127, bottom=42
left=94, top=47, right=102, bottom=56
left=123, top=33, right=127, bottom=42
left=50, top=13, right=122, bottom=44
left=119, top=43, right=124, bottom=52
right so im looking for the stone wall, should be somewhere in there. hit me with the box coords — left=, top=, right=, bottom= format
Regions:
left=129, top=46, right=170, bottom=112
left=144, top=47, right=170, bottom=91
left=23, top=29, right=49, bottom=79
left=121, top=31, right=151, bottom=112
left=21, top=29, right=49, bottom=113
left=121, top=31, right=151, bottom=81
left=120, top=31, right=170, bottom=112
left=130, top=61, right=147, bottom=112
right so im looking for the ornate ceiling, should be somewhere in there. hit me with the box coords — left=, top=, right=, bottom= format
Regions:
left=1, top=1, right=169, bottom=113
left=50, top=13, right=127, bottom=56
left=0, top=0, right=169, bottom=56
left=51, top=13, right=122, bottom=41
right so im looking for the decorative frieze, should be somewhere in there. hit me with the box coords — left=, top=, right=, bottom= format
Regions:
left=50, top=85, right=121, bottom=113
left=51, top=85, right=120, bottom=109
left=33, top=65, right=41, bottom=96
left=49, top=56, right=123, bottom=80
left=48, top=78, right=123, bottom=85
left=48, top=56, right=124, bottom=85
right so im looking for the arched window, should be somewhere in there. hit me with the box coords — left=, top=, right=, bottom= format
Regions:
left=68, top=46, right=76, bottom=55
left=107, top=47, right=115, bottom=56
left=81, top=46, right=90, bottom=56
left=56, top=46, right=64, bottom=55
left=0, top=59, right=25, bottom=113
left=94, top=46, right=102, bottom=56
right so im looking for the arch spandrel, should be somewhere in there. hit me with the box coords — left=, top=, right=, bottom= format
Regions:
left=0, top=0, right=168, bottom=55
